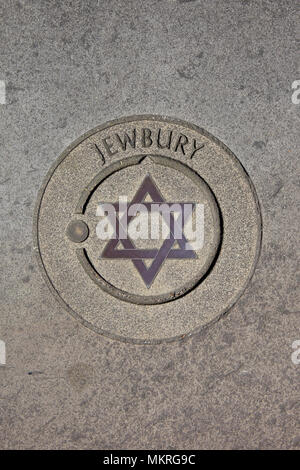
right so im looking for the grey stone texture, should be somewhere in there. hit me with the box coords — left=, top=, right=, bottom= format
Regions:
left=34, top=117, right=261, bottom=341
left=0, top=0, right=299, bottom=449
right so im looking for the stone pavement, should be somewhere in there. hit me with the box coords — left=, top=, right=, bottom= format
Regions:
left=0, top=0, right=299, bottom=449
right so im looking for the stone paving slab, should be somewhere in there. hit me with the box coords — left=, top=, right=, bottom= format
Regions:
left=0, top=0, right=299, bottom=449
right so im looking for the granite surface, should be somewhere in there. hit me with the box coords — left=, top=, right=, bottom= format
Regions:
left=0, top=0, right=299, bottom=449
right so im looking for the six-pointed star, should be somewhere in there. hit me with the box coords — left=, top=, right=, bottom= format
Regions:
left=100, top=175, right=197, bottom=287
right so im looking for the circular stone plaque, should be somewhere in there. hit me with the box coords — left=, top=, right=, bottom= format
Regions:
left=34, top=115, right=261, bottom=343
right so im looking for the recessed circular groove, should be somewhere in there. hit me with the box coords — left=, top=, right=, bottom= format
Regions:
left=74, top=154, right=222, bottom=305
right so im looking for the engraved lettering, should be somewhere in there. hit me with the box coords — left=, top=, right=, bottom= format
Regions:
left=157, top=128, right=173, bottom=149
left=102, top=136, right=118, bottom=157
left=94, top=143, right=105, bottom=165
left=189, top=139, right=205, bottom=159
left=174, top=134, right=188, bottom=155
left=142, top=128, right=153, bottom=148
left=115, top=129, right=136, bottom=151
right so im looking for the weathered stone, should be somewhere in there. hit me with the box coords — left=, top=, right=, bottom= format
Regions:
left=34, top=115, right=261, bottom=343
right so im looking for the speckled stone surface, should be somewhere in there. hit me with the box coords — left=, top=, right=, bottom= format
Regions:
left=34, top=116, right=260, bottom=342
left=0, top=0, right=299, bottom=449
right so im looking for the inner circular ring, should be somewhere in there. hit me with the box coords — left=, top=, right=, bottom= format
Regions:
left=74, top=154, right=222, bottom=305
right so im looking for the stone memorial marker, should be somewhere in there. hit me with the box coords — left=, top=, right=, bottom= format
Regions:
left=34, top=115, right=261, bottom=343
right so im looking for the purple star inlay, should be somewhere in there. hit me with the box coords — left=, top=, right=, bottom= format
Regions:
left=100, top=175, right=197, bottom=287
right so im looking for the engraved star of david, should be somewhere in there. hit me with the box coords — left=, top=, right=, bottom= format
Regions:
left=100, top=175, right=197, bottom=287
